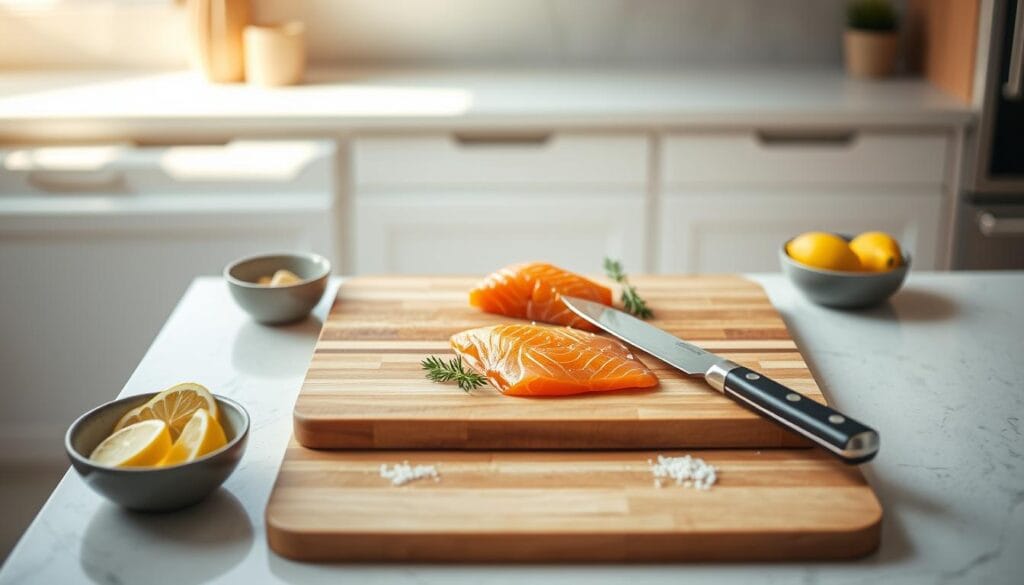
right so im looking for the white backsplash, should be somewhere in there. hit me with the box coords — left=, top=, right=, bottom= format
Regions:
left=290, top=0, right=851, bottom=67
left=0, top=0, right=885, bottom=69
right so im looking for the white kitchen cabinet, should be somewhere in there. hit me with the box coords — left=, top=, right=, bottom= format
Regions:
left=352, top=133, right=649, bottom=274
left=657, top=188, right=944, bottom=273
left=0, top=141, right=335, bottom=461
left=662, top=131, right=948, bottom=186
left=355, top=191, right=645, bottom=274
left=658, top=131, right=949, bottom=272
left=0, top=213, right=331, bottom=461
left=354, top=133, right=648, bottom=187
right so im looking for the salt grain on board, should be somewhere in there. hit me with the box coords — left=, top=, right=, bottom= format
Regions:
left=649, top=455, right=717, bottom=490
left=380, top=461, right=440, bottom=486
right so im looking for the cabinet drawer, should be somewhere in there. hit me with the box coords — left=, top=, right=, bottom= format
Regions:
left=354, top=133, right=647, bottom=187
left=657, top=188, right=943, bottom=273
left=662, top=131, right=948, bottom=186
left=0, top=141, right=334, bottom=196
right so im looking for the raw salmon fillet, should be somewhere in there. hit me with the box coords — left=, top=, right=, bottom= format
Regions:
left=469, top=262, right=612, bottom=331
left=450, top=324, right=659, bottom=397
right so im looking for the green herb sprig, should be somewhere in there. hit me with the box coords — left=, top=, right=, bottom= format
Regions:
left=847, top=0, right=898, bottom=32
left=421, top=355, right=488, bottom=392
left=603, top=257, right=653, bottom=319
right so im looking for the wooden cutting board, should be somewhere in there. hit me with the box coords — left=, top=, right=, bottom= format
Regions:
left=266, top=444, right=882, bottom=562
left=294, top=275, right=826, bottom=450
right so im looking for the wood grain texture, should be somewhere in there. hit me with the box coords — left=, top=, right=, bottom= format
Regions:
left=266, top=444, right=882, bottom=562
left=908, top=0, right=980, bottom=103
left=294, top=275, right=827, bottom=450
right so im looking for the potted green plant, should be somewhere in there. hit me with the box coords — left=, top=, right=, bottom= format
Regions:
left=844, top=0, right=899, bottom=78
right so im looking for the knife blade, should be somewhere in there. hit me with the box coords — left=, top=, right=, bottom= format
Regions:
left=561, top=296, right=879, bottom=464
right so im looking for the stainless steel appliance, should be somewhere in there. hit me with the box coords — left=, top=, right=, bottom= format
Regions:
left=958, top=0, right=1024, bottom=269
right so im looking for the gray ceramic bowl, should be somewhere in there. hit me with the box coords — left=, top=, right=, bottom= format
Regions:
left=780, top=238, right=910, bottom=309
left=225, top=252, right=330, bottom=324
left=66, top=393, right=249, bottom=512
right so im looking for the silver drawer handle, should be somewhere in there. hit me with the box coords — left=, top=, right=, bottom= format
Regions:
left=452, top=132, right=552, bottom=147
left=1005, top=0, right=1024, bottom=100
left=754, top=130, right=857, bottom=147
left=978, top=211, right=1024, bottom=236
left=27, top=170, right=125, bottom=192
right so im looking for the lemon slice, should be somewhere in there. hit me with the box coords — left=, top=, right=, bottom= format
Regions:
left=114, top=382, right=219, bottom=439
left=89, top=420, right=172, bottom=468
left=269, top=269, right=302, bottom=286
left=161, top=408, right=228, bottom=466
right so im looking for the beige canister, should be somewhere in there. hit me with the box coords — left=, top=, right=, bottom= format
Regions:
left=244, top=22, right=306, bottom=87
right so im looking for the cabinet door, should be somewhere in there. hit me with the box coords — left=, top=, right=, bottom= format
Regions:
left=0, top=211, right=331, bottom=461
left=355, top=192, right=646, bottom=275
left=352, top=132, right=650, bottom=275
left=657, top=188, right=943, bottom=273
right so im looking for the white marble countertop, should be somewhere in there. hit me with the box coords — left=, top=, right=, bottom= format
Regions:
left=2, top=272, right=1022, bottom=584
left=0, top=68, right=974, bottom=143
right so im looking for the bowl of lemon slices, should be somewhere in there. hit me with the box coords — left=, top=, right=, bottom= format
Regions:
left=780, top=231, right=910, bottom=308
left=65, top=382, right=249, bottom=511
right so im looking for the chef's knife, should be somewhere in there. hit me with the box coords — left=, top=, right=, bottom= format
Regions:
left=562, top=296, right=879, bottom=464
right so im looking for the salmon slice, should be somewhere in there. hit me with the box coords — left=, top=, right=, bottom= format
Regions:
left=450, top=324, right=659, bottom=397
left=469, top=262, right=612, bottom=331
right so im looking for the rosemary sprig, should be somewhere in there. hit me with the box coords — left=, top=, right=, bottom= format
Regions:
left=603, top=257, right=653, bottom=319
left=421, top=355, right=488, bottom=392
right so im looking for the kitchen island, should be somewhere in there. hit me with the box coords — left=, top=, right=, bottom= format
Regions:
left=1, top=272, right=1021, bottom=584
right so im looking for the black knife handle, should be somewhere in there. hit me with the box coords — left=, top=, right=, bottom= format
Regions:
left=722, top=366, right=879, bottom=464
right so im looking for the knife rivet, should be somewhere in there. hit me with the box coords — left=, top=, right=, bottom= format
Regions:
left=786, top=393, right=801, bottom=402
left=745, top=372, right=760, bottom=381
left=829, top=414, right=846, bottom=424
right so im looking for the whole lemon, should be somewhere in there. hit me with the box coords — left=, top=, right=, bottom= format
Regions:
left=785, top=232, right=862, bottom=272
left=850, top=231, right=903, bottom=272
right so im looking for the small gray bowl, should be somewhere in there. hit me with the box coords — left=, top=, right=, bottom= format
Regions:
left=780, top=238, right=910, bottom=309
left=66, top=393, right=249, bottom=512
left=225, top=252, right=330, bottom=324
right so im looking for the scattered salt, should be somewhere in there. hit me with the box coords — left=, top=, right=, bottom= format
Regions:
left=379, top=461, right=440, bottom=486
left=649, top=454, right=717, bottom=491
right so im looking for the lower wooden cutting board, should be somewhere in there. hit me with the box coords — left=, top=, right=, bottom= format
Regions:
left=266, top=443, right=882, bottom=562
left=294, top=275, right=827, bottom=450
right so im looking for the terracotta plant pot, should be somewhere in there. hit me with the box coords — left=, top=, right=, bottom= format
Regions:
left=844, top=29, right=898, bottom=79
